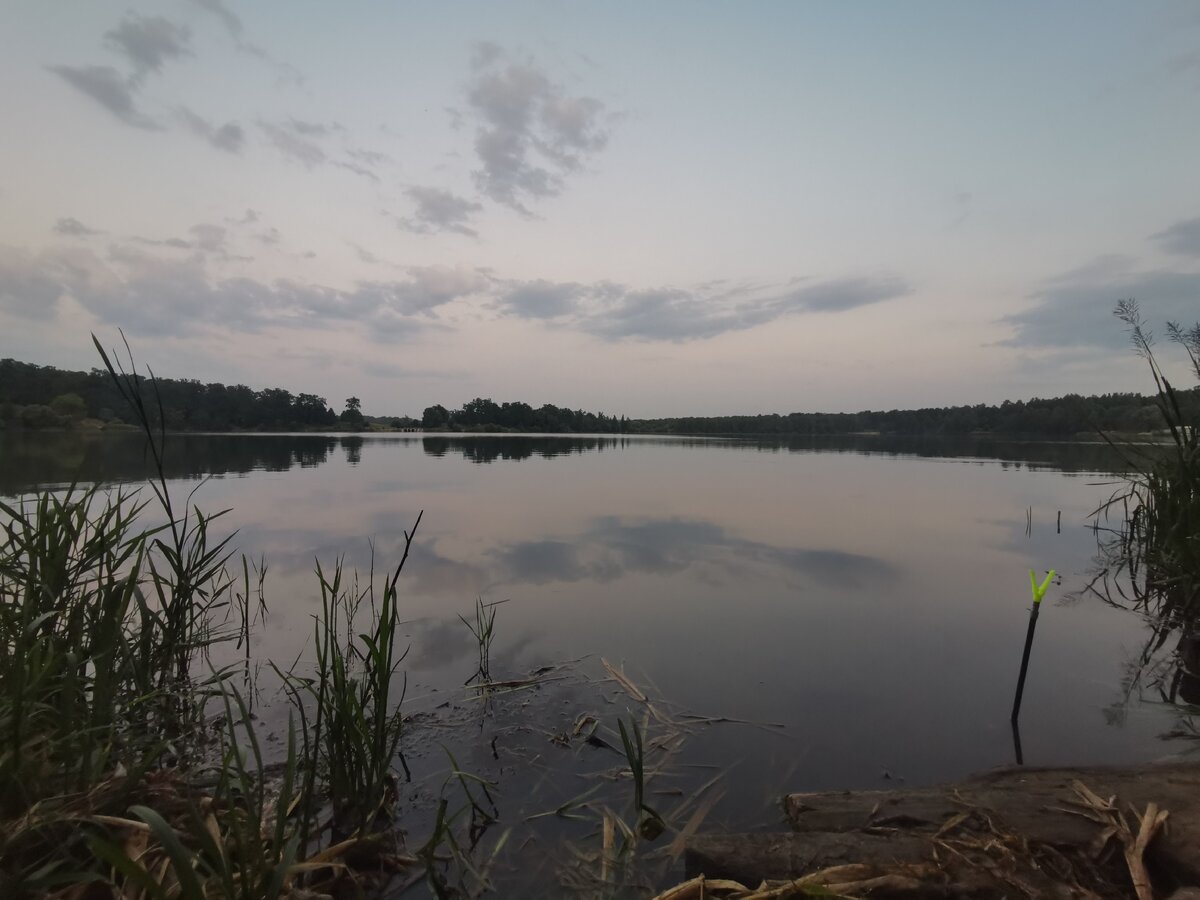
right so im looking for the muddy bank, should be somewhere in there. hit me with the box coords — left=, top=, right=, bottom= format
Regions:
left=680, top=761, right=1200, bottom=898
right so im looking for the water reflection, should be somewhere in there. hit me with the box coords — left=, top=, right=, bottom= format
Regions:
left=0, top=427, right=1183, bottom=796
left=492, top=517, right=897, bottom=589
left=421, top=434, right=626, bottom=463
left=1, top=431, right=1135, bottom=497
left=0, top=431, right=344, bottom=494
left=387, top=516, right=898, bottom=599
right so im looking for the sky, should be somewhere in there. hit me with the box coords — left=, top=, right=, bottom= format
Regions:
left=1, top=0, right=1198, bottom=418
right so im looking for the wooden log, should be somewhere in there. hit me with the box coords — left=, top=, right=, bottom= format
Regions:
left=785, top=762, right=1200, bottom=882
left=683, top=762, right=1200, bottom=896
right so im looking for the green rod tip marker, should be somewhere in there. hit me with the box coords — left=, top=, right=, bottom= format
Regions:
left=1030, top=569, right=1055, bottom=605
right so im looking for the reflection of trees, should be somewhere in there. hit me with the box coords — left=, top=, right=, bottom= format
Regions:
left=0, top=432, right=339, bottom=495
left=763, top=435, right=1131, bottom=474
left=4, top=433, right=1140, bottom=497
left=421, top=436, right=624, bottom=464
left=341, top=436, right=364, bottom=466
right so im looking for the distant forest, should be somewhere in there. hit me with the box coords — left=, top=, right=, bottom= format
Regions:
left=627, top=389, right=1200, bottom=438
left=420, top=399, right=627, bottom=433
left=2, top=356, right=1197, bottom=436
left=1, top=358, right=350, bottom=431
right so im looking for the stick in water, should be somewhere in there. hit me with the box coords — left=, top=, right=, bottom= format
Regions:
left=1011, top=568, right=1056, bottom=726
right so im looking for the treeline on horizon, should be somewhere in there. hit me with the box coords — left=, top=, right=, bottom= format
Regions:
left=3, top=355, right=1197, bottom=437
left=420, top=398, right=627, bottom=433
left=1, top=358, right=349, bottom=431
left=629, top=389, right=1200, bottom=437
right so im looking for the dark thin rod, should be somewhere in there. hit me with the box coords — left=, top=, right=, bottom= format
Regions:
left=1010, top=602, right=1041, bottom=725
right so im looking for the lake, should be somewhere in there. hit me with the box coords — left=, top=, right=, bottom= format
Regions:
left=0, top=430, right=1186, bottom=890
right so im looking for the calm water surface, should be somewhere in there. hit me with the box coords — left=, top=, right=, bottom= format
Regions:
left=0, top=431, right=1186, bottom=884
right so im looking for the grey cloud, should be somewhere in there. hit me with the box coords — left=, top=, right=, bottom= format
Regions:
left=501, top=280, right=582, bottom=318
left=104, top=14, right=191, bottom=80
left=352, top=266, right=490, bottom=317
left=53, top=217, right=101, bottom=237
left=288, top=118, right=342, bottom=136
left=347, top=147, right=392, bottom=167
left=0, top=246, right=65, bottom=319
left=133, top=236, right=193, bottom=249
left=187, top=0, right=304, bottom=88
left=259, top=121, right=325, bottom=167
left=187, top=0, right=242, bottom=38
left=209, top=122, right=244, bottom=152
left=789, top=276, right=910, bottom=313
left=5, top=242, right=488, bottom=338
left=258, top=122, right=380, bottom=182
left=466, top=44, right=610, bottom=212
left=334, top=160, right=380, bottom=182
left=1005, top=257, right=1200, bottom=349
left=496, top=274, right=910, bottom=341
left=189, top=224, right=227, bottom=253
left=178, top=107, right=245, bottom=152
left=401, top=186, right=483, bottom=236
left=47, top=64, right=159, bottom=129
left=1151, top=217, right=1200, bottom=257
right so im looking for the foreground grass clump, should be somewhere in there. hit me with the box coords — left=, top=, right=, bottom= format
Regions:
left=0, top=338, right=425, bottom=896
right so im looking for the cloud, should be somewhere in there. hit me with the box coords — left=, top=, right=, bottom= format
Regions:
left=333, top=160, right=380, bottom=182
left=1005, top=255, right=1200, bottom=349
left=189, top=224, right=227, bottom=253
left=258, top=121, right=326, bottom=167
left=187, top=0, right=242, bottom=38
left=257, top=121, right=382, bottom=182
left=288, top=118, right=342, bottom=137
left=347, top=147, right=392, bottom=167
left=0, top=242, right=488, bottom=339
left=187, top=0, right=305, bottom=87
left=53, top=217, right=101, bottom=238
left=178, top=107, right=245, bottom=152
left=104, top=14, right=191, bottom=81
left=47, top=64, right=159, bottom=129
left=353, top=266, right=491, bottom=317
left=400, top=186, right=483, bottom=236
left=496, top=274, right=911, bottom=340
left=0, top=246, right=66, bottom=319
left=1151, top=217, right=1200, bottom=257
left=500, top=280, right=583, bottom=318
left=465, top=44, right=611, bottom=212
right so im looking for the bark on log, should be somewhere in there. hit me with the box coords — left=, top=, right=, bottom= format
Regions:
left=685, top=762, right=1200, bottom=897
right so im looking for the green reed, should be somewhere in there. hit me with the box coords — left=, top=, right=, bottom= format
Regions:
left=460, top=596, right=498, bottom=685
left=0, top=335, right=499, bottom=896
left=1092, top=301, right=1200, bottom=639
left=284, top=522, right=420, bottom=841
